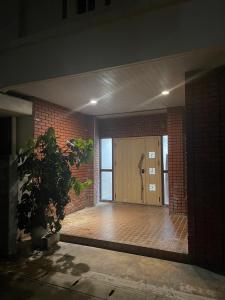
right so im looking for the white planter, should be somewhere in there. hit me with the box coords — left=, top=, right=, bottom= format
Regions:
left=31, top=226, right=47, bottom=250
left=31, top=227, right=60, bottom=250
left=41, top=232, right=60, bottom=250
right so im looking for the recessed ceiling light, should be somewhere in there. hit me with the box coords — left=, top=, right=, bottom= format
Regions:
left=161, top=90, right=170, bottom=96
left=90, top=99, right=97, bottom=105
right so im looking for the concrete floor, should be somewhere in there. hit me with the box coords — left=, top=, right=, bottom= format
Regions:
left=0, top=241, right=225, bottom=299
left=61, top=203, right=188, bottom=254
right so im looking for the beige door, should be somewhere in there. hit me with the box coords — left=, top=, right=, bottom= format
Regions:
left=113, top=136, right=162, bottom=206
left=113, top=138, right=145, bottom=204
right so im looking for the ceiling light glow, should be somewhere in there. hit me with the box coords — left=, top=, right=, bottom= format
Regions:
left=161, top=90, right=170, bottom=96
left=90, top=99, right=97, bottom=105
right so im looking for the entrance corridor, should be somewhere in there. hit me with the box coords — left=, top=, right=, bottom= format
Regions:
left=61, top=203, right=188, bottom=261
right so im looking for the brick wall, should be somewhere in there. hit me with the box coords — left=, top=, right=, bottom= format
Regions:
left=98, top=113, right=167, bottom=138
left=98, top=111, right=186, bottom=214
left=33, top=101, right=186, bottom=215
left=167, top=107, right=186, bottom=214
left=33, top=99, right=94, bottom=214
left=186, top=67, right=225, bottom=271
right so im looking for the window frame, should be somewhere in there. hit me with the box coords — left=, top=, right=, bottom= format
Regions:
left=100, top=138, right=113, bottom=201
left=162, top=135, right=169, bottom=205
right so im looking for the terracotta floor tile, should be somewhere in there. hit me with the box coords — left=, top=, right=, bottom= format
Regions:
left=62, top=203, right=188, bottom=254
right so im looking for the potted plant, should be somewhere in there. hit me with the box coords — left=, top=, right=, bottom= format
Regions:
left=17, top=127, right=93, bottom=249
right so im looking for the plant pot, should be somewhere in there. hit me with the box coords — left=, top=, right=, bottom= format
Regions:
left=31, top=227, right=60, bottom=250
left=41, top=232, right=60, bottom=250
left=31, top=226, right=48, bottom=250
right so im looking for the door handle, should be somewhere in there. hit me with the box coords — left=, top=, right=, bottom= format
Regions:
left=138, top=153, right=145, bottom=202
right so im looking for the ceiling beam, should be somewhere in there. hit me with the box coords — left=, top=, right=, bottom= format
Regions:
left=0, top=93, right=32, bottom=116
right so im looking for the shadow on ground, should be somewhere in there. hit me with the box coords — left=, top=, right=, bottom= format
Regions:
left=0, top=240, right=91, bottom=300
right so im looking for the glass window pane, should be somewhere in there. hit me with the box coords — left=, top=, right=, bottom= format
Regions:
left=163, top=135, right=168, bottom=171
left=101, top=139, right=112, bottom=169
left=101, top=172, right=112, bottom=200
left=164, top=173, right=169, bottom=205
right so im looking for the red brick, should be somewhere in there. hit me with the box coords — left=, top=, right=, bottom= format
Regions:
left=186, top=66, right=225, bottom=271
left=33, top=99, right=94, bottom=215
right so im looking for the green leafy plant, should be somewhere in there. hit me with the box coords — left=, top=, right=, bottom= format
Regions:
left=17, top=127, right=93, bottom=235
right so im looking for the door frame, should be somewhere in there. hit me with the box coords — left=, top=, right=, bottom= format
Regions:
left=112, top=135, right=165, bottom=207
left=99, top=135, right=168, bottom=205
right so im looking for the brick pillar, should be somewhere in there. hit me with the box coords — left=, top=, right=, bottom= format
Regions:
left=186, top=67, right=225, bottom=272
left=167, top=107, right=186, bottom=214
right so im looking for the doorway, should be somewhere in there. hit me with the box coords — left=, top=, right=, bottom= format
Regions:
left=113, top=136, right=162, bottom=206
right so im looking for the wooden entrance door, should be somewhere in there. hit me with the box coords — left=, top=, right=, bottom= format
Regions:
left=113, top=138, right=145, bottom=204
left=113, top=137, right=162, bottom=206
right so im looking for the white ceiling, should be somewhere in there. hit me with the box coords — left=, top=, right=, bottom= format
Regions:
left=2, top=47, right=225, bottom=116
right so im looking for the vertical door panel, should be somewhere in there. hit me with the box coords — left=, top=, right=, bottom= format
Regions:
left=113, top=136, right=162, bottom=206
left=114, top=138, right=145, bottom=204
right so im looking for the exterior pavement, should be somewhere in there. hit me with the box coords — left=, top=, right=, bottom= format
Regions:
left=0, top=241, right=225, bottom=299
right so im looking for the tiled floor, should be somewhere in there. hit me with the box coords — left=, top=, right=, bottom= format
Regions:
left=61, top=203, right=188, bottom=254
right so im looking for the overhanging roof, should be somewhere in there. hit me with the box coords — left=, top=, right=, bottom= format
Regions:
left=2, top=47, right=225, bottom=116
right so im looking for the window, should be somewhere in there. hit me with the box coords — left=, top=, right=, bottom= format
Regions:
left=76, top=0, right=95, bottom=14
left=100, top=138, right=113, bottom=201
left=163, top=135, right=169, bottom=205
left=101, top=172, right=112, bottom=200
